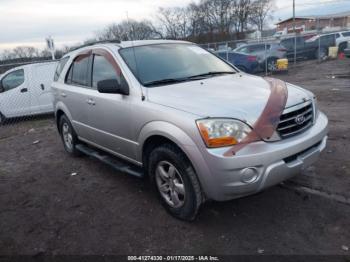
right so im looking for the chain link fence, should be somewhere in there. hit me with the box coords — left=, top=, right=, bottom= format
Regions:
left=200, top=30, right=347, bottom=76
left=0, top=30, right=348, bottom=130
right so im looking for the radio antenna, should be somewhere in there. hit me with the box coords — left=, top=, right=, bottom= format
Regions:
left=126, top=12, right=145, bottom=101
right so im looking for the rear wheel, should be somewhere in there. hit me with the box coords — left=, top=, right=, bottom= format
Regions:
left=59, top=115, right=81, bottom=156
left=316, top=47, right=327, bottom=60
left=148, top=144, right=203, bottom=221
left=266, top=58, right=278, bottom=72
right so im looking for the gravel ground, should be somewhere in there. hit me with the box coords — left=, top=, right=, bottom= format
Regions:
left=0, top=58, right=349, bottom=257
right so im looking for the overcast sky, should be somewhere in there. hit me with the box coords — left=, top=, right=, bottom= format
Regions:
left=0, top=0, right=349, bottom=51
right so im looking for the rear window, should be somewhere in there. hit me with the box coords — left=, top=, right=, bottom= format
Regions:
left=54, top=57, right=69, bottom=81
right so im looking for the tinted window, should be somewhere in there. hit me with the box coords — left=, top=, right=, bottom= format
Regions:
left=119, top=44, right=235, bottom=86
left=92, top=55, right=119, bottom=88
left=236, top=46, right=249, bottom=53
left=281, top=39, right=293, bottom=49
left=320, top=35, right=336, bottom=45
left=342, top=32, right=350, bottom=37
left=250, top=45, right=267, bottom=52
left=1, top=69, right=25, bottom=91
left=66, top=55, right=90, bottom=86
left=54, top=57, right=69, bottom=81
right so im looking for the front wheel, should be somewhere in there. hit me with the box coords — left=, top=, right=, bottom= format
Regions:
left=59, top=115, right=81, bottom=156
left=148, top=144, right=203, bottom=221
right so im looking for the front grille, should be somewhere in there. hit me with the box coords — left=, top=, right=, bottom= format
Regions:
left=277, top=101, right=314, bottom=138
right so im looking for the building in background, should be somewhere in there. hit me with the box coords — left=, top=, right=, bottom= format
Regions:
left=276, top=11, right=350, bottom=34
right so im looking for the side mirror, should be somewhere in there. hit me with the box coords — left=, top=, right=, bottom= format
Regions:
left=97, top=79, right=129, bottom=95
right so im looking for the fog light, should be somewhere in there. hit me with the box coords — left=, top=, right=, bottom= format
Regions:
left=240, top=167, right=259, bottom=184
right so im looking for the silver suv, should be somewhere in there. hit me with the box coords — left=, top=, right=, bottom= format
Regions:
left=52, top=40, right=328, bottom=220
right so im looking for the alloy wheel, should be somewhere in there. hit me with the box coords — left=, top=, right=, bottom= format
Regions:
left=155, top=160, right=186, bottom=208
left=62, top=122, right=73, bottom=151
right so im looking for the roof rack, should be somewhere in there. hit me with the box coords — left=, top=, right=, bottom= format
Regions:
left=70, top=39, right=121, bottom=51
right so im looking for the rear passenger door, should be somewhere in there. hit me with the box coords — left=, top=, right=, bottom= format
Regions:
left=61, top=52, right=93, bottom=140
left=85, top=49, right=135, bottom=160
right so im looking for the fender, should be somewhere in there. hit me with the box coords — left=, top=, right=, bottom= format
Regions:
left=136, top=120, right=213, bottom=197
left=137, top=121, right=198, bottom=162
left=55, top=101, right=73, bottom=124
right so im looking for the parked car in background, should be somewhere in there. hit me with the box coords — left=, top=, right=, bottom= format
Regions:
left=335, top=30, right=350, bottom=52
left=234, top=43, right=287, bottom=71
left=215, top=51, right=259, bottom=73
left=280, top=36, right=316, bottom=61
left=0, top=61, right=57, bottom=124
left=306, top=32, right=343, bottom=59
left=53, top=40, right=328, bottom=220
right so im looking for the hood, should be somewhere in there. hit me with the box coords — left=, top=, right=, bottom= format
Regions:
left=147, top=74, right=311, bottom=125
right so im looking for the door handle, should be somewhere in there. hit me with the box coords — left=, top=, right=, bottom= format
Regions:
left=40, top=84, right=45, bottom=90
left=61, top=92, right=67, bottom=97
left=20, top=88, right=28, bottom=93
left=86, top=98, right=95, bottom=105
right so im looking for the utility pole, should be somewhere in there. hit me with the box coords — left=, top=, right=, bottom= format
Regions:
left=293, top=0, right=296, bottom=66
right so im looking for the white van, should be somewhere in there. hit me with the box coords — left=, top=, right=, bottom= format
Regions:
left=0, top=61, right=58, bottom=124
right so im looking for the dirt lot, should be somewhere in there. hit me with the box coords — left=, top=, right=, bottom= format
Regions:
left=0, top=58, right=350, bottom=256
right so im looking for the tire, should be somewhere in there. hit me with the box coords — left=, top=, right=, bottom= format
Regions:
left=0, top=112, right=6, bottom=126
left=316, top=47, right=327, bottom=60
left=266, top=57, right=278, bottom=72
left=148, top=143, right=203, bottom=221
left=59, top=115, right=81, bottom=156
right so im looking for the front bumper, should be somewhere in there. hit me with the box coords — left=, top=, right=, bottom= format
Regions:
left=190, top=112, right=328, bottom=201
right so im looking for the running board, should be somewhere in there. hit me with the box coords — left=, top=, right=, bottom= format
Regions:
left=76, top=144, right=144, bottom=178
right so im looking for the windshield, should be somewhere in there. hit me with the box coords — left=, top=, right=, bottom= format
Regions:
left=119, top=44, right=236, bottom=86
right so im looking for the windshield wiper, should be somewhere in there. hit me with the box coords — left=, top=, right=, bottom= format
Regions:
left=143, top=71, right=236, bottom=87
left=143, top=78, right=190, bottom=87
left=187, top=71, right=236, bottom=79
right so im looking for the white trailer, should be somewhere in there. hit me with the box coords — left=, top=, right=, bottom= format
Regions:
left=0, top=61, right=58, bottom=124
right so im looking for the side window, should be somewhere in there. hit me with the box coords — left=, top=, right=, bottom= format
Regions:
left=281, top=39, right=292, bottom=49
left=1, top=69, right=25, bottom=92
left=92, top=55, right=120, bottom=89
left=237, top=47, right=249, bottom=53
left=54, top=57, right=69, bottom=81
left=65, top=55, right=90, bottom=86
left=342, top=32, right=350, bottom=37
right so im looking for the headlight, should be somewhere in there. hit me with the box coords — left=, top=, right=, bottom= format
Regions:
left=196, top=118, right=252, bottom=148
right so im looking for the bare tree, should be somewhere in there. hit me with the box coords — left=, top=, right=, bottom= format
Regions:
left=157, top=7, right=190, bottom=39
left=249, top=0, right=273, bottom=32
left=96, top=19, right=162, bottom=41
left=12, top=46, right=40, bottom=58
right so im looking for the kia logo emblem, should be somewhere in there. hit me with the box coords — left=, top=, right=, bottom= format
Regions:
left=295, top=115, right=305, bottom=125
